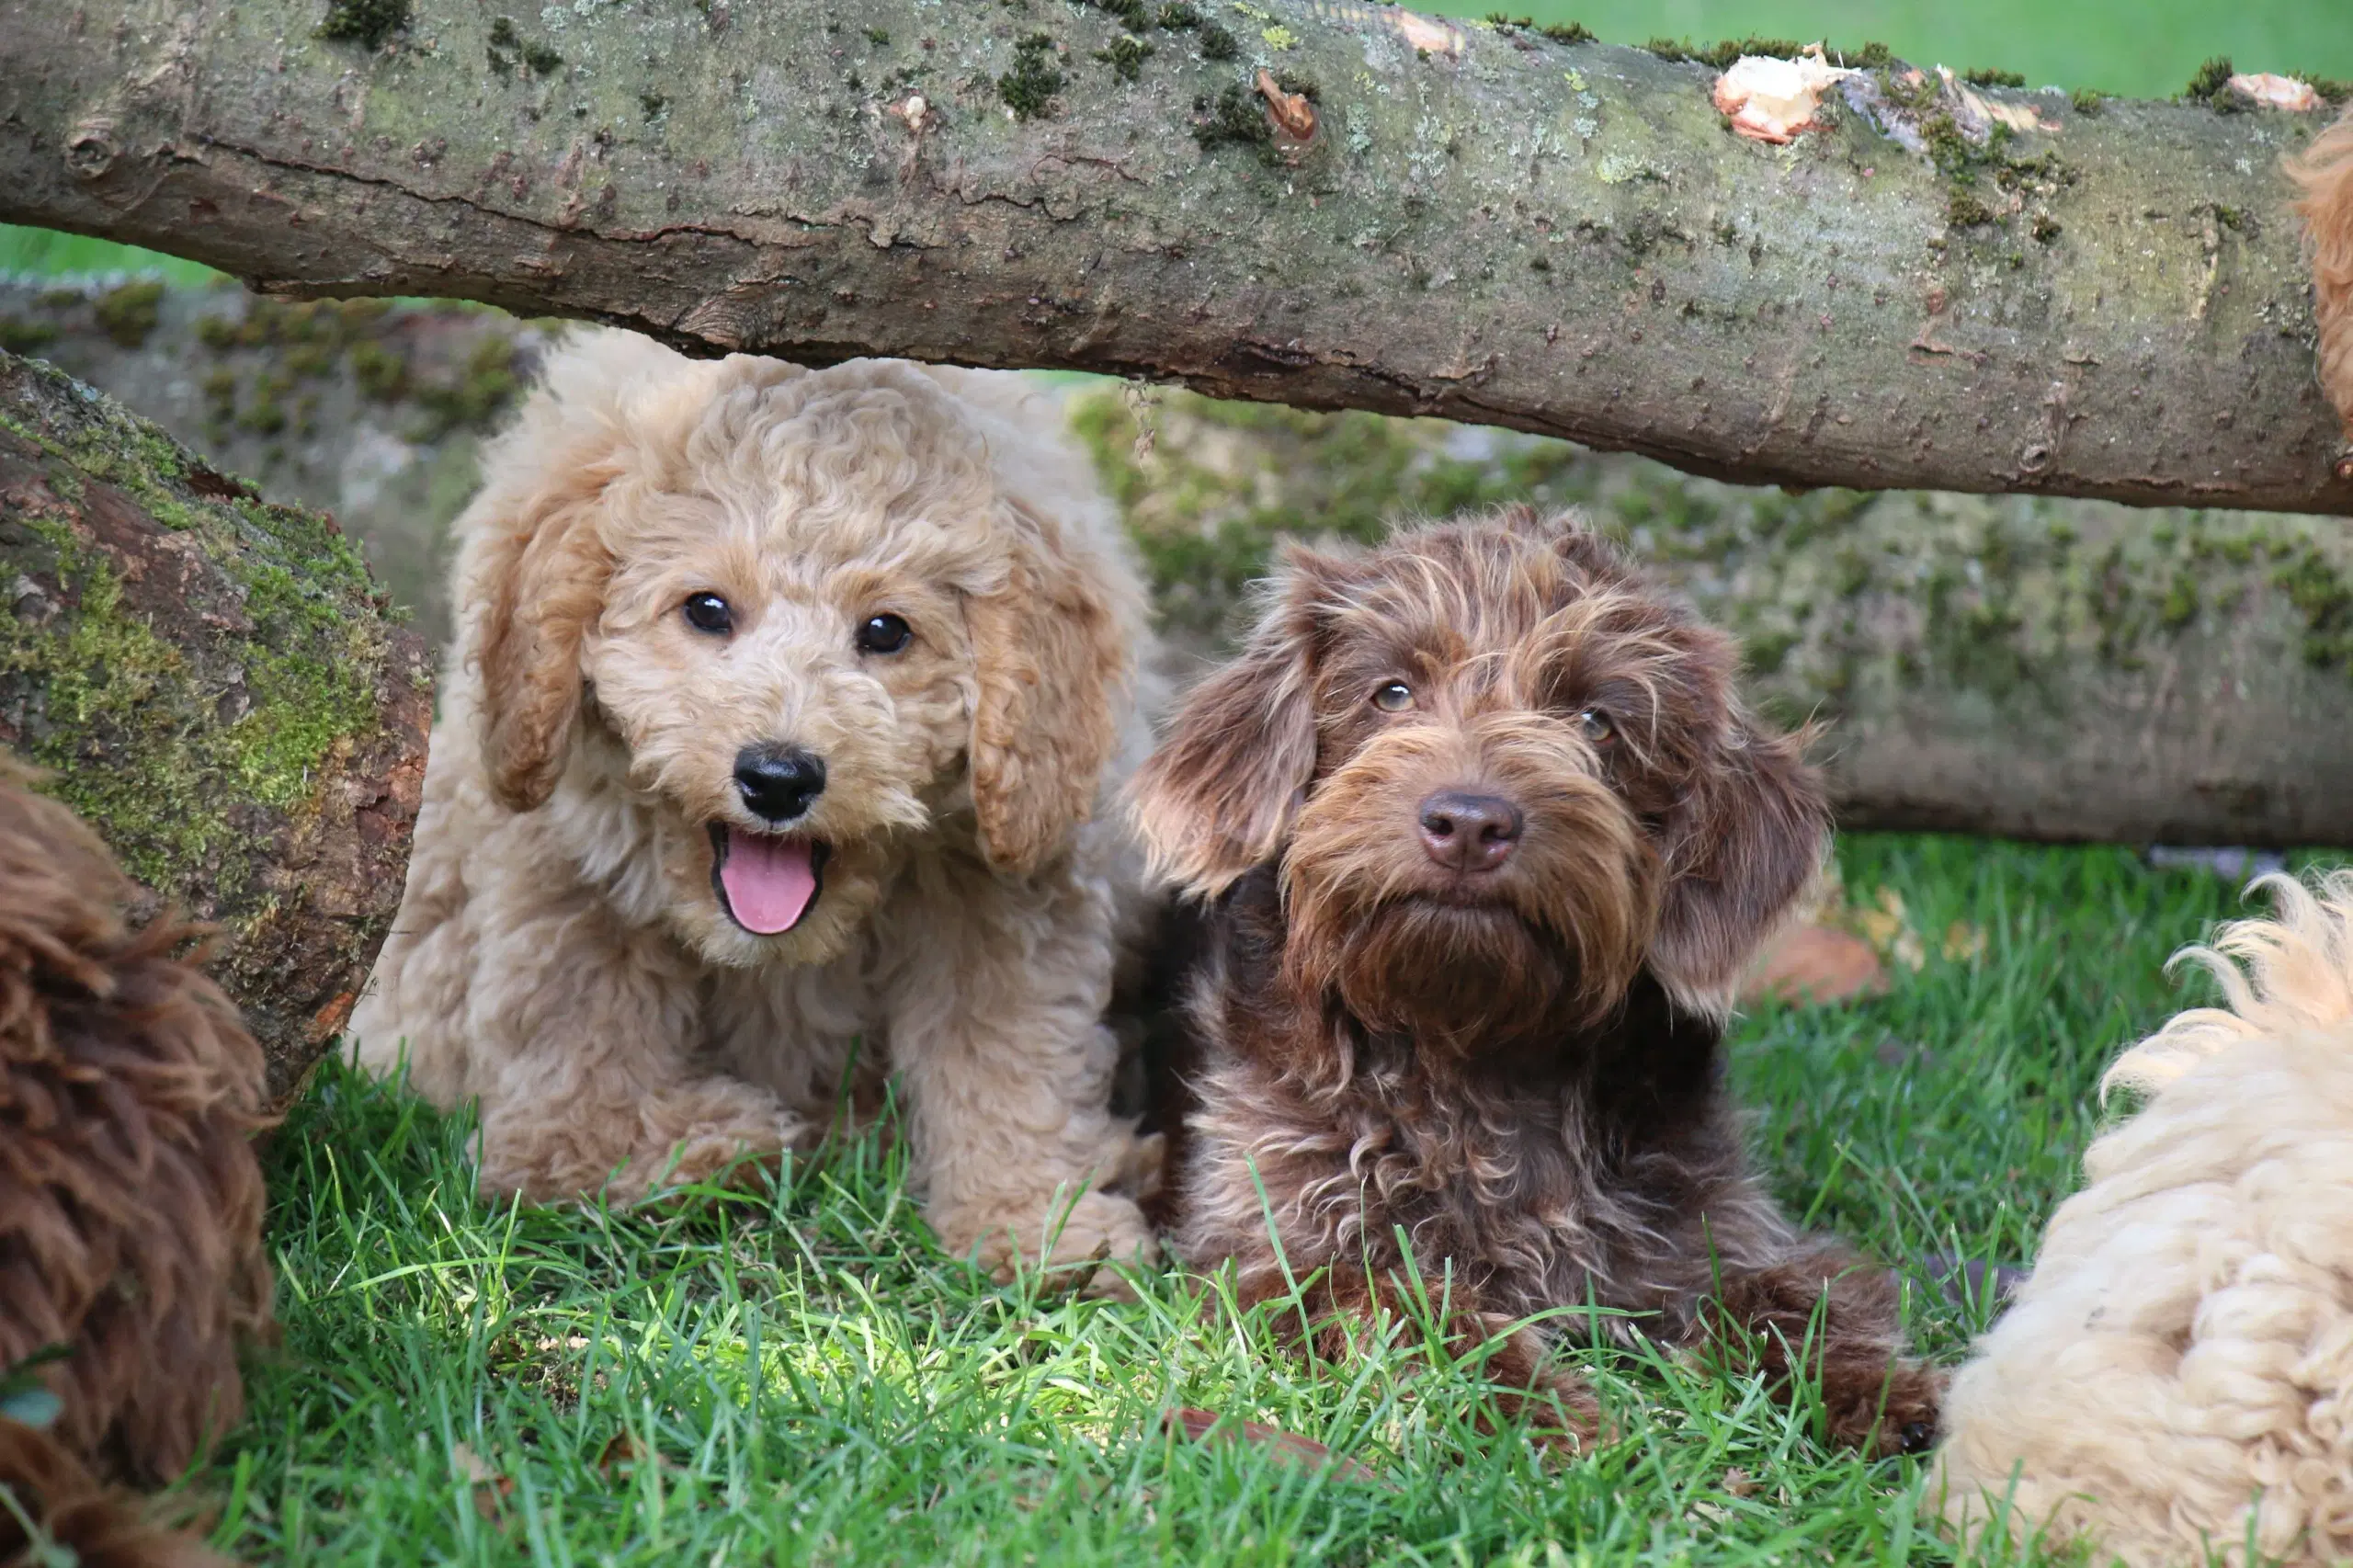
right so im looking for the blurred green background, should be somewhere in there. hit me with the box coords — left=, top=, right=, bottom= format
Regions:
left=2, top=0, right=2346, bottom=285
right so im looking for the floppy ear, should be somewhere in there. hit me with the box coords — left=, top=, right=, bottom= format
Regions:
left=472, top=464, right=619, bottom=813
left=1649, top=706, right=1829, bottom=1011
left=967, top=506, right=1133, bottom=877
left=1127, top=545, right=1340, bottom=900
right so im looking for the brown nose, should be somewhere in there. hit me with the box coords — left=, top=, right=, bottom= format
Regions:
left=1418, top=791, right=1523, bottom=872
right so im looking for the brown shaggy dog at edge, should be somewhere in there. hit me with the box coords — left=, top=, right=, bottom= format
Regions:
left=0, top=767, right=271, bottom=1564
left=1130, top=509, right=1940, bottom=1454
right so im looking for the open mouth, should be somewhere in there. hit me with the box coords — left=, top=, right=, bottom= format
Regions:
left=708, top=824, right=830, bottom=936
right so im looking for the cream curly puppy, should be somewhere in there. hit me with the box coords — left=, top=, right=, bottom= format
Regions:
left=351, top=330, right=1160, bottom=1283
left=1934, top=870, right=2353, bottom=1567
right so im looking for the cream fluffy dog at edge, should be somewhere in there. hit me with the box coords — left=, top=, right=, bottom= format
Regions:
left=350, top=329, right=1163, bottom=1286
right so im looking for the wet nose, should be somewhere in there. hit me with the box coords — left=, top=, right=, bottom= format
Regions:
left=733, top=744, right=826, bottom=824
left=1418, top=790, right=1523, bottom=872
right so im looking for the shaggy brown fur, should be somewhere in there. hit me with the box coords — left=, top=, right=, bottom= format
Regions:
left=1131, top=509, right=1940, bottom=1454
left=0, top=1418, right=227, bottom=1568
left=2290, top=108, right=2353, bottom=458
left=0, top=766, right=272, bottom=1490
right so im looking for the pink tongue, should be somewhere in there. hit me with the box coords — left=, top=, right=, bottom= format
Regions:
left=720, top=831, right=817, bottom=934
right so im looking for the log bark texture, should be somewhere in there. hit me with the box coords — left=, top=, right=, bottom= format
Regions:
left=0, top=349, right=431, bottom=1108
left=1, top=0, right=2348, bottom=514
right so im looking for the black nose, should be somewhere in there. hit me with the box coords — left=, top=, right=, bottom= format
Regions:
left=1418, top=790, right=1524, bottom=872
left=733, top=744, right=826, bottom=824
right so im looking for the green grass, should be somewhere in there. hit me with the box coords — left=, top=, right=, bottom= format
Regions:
left=180, top=833, right=2321, bottom=1565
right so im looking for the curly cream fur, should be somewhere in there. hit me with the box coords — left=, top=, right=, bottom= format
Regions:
left=351, top=330, right=1161, bottom=1284
left=1935, top=870, right=2353, bottom=1566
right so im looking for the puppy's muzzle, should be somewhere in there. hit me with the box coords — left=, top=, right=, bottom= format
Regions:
left=734, top=743, right=826, bottom=825
left=1417, top=790, right=1522, bottom=873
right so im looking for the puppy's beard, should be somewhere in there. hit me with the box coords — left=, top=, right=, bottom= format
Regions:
left=1279, top=730, right=1658, bottom=1049
left=1313, top=900, right=1575, bottom=1048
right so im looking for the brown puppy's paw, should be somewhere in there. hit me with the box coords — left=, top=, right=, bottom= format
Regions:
left=1824, top=1358, right=1946, bottom=1458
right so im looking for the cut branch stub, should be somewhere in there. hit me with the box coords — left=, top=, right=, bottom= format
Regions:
left=0, top=0, right=2346, bottom=513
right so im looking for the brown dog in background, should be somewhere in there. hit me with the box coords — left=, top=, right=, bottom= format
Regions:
left=1131, top=509, right=1939, bottom=1454
left=0, top=765, right=271, bottom=1563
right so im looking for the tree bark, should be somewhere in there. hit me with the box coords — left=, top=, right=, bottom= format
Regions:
left=1, top=0, right=2347, bottom=515
left=0, top=349, right=431, bottom=1109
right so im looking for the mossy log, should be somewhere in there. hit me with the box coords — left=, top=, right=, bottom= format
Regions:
left=0, top=350, right=431, bottom=1109
left=1, top=0, right=2349, bottom=514
left=1078, top=385, right=2353, bottom=846
left=0, top=279, right=551, bottom=652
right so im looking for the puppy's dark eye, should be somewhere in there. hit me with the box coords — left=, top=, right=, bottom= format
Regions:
left=683, top=592, right=733, bottom=635
left=856, top=613, right=913, bottom=655
left=1578, top=707, right=1615, bottom=744
left=1372, top=680, right=1415, bottom=713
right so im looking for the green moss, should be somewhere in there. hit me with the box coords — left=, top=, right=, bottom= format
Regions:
left=0, top=317, right=56, bottom=355
left=2030, top=213, right=2063, bottom=244
left=1539, top=21, right=1594, bottom=44
left=2273, top=547, right=2353, bottom=669
left=522, top=39, right=563, bottom=75
left=998, top=33, right=1064, bottom=120
left=1191, top=83, right=1273, bottom=154
left=316, top=0, right=408, bottom=49
left=0, top=416, right=390, bottom=906
left=1947, top=192, right=1997, bottom=228
left=1962, top=68, right=2026, bottom=88
left=350, top=339, right=407, bottom=401
left=2157, top=570, right=2200, bottom=631
left=410, top=336, right=520, bottom=439
left=1643, top=36, right=1804, bottom=68
left=1196, top=20, right=1238, bottom=60
left=93, top=280, right=165, bottom=349
left=1078, top=0, right=1149, bottom=26
left=2070, top=87, right=2106, bottom=116
left=2185, top=55, right=2239, bottom=108
left=1096, top=35, right=1154, bottom=82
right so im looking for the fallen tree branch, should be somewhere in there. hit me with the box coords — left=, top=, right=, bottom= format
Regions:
left=1, top=0, right=2347, bottom=512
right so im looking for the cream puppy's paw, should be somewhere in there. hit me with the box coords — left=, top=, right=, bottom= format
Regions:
left=940, top=1188, right=1160, bottom=1298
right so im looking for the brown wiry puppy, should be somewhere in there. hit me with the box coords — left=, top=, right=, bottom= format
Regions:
left=0, top=1418, right=229, bottom=1568
left=2290, top=107, right=2353, bottom=465
left=0, top=765, right=271, bottom=1559
left=1131, top=509, right=1939, bottom=1454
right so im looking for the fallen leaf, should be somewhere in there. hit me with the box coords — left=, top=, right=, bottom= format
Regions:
left=1722, top=1466, right=1756, bottom=1497
left=1165, top=1407, right=1392, bottom=1488
left=1851, top=886, right=1908, bottom=950
left=1940, top=920, right=1987, bottom=962
left=1739, top=924, right=1886, bottom=1006
left=451, top=1441, right=515, bottom=1520
left=1711, top=50, right=1855, bottom=143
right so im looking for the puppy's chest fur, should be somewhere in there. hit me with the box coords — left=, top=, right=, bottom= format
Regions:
left=1177, top=869, right=1773, bottom=1324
